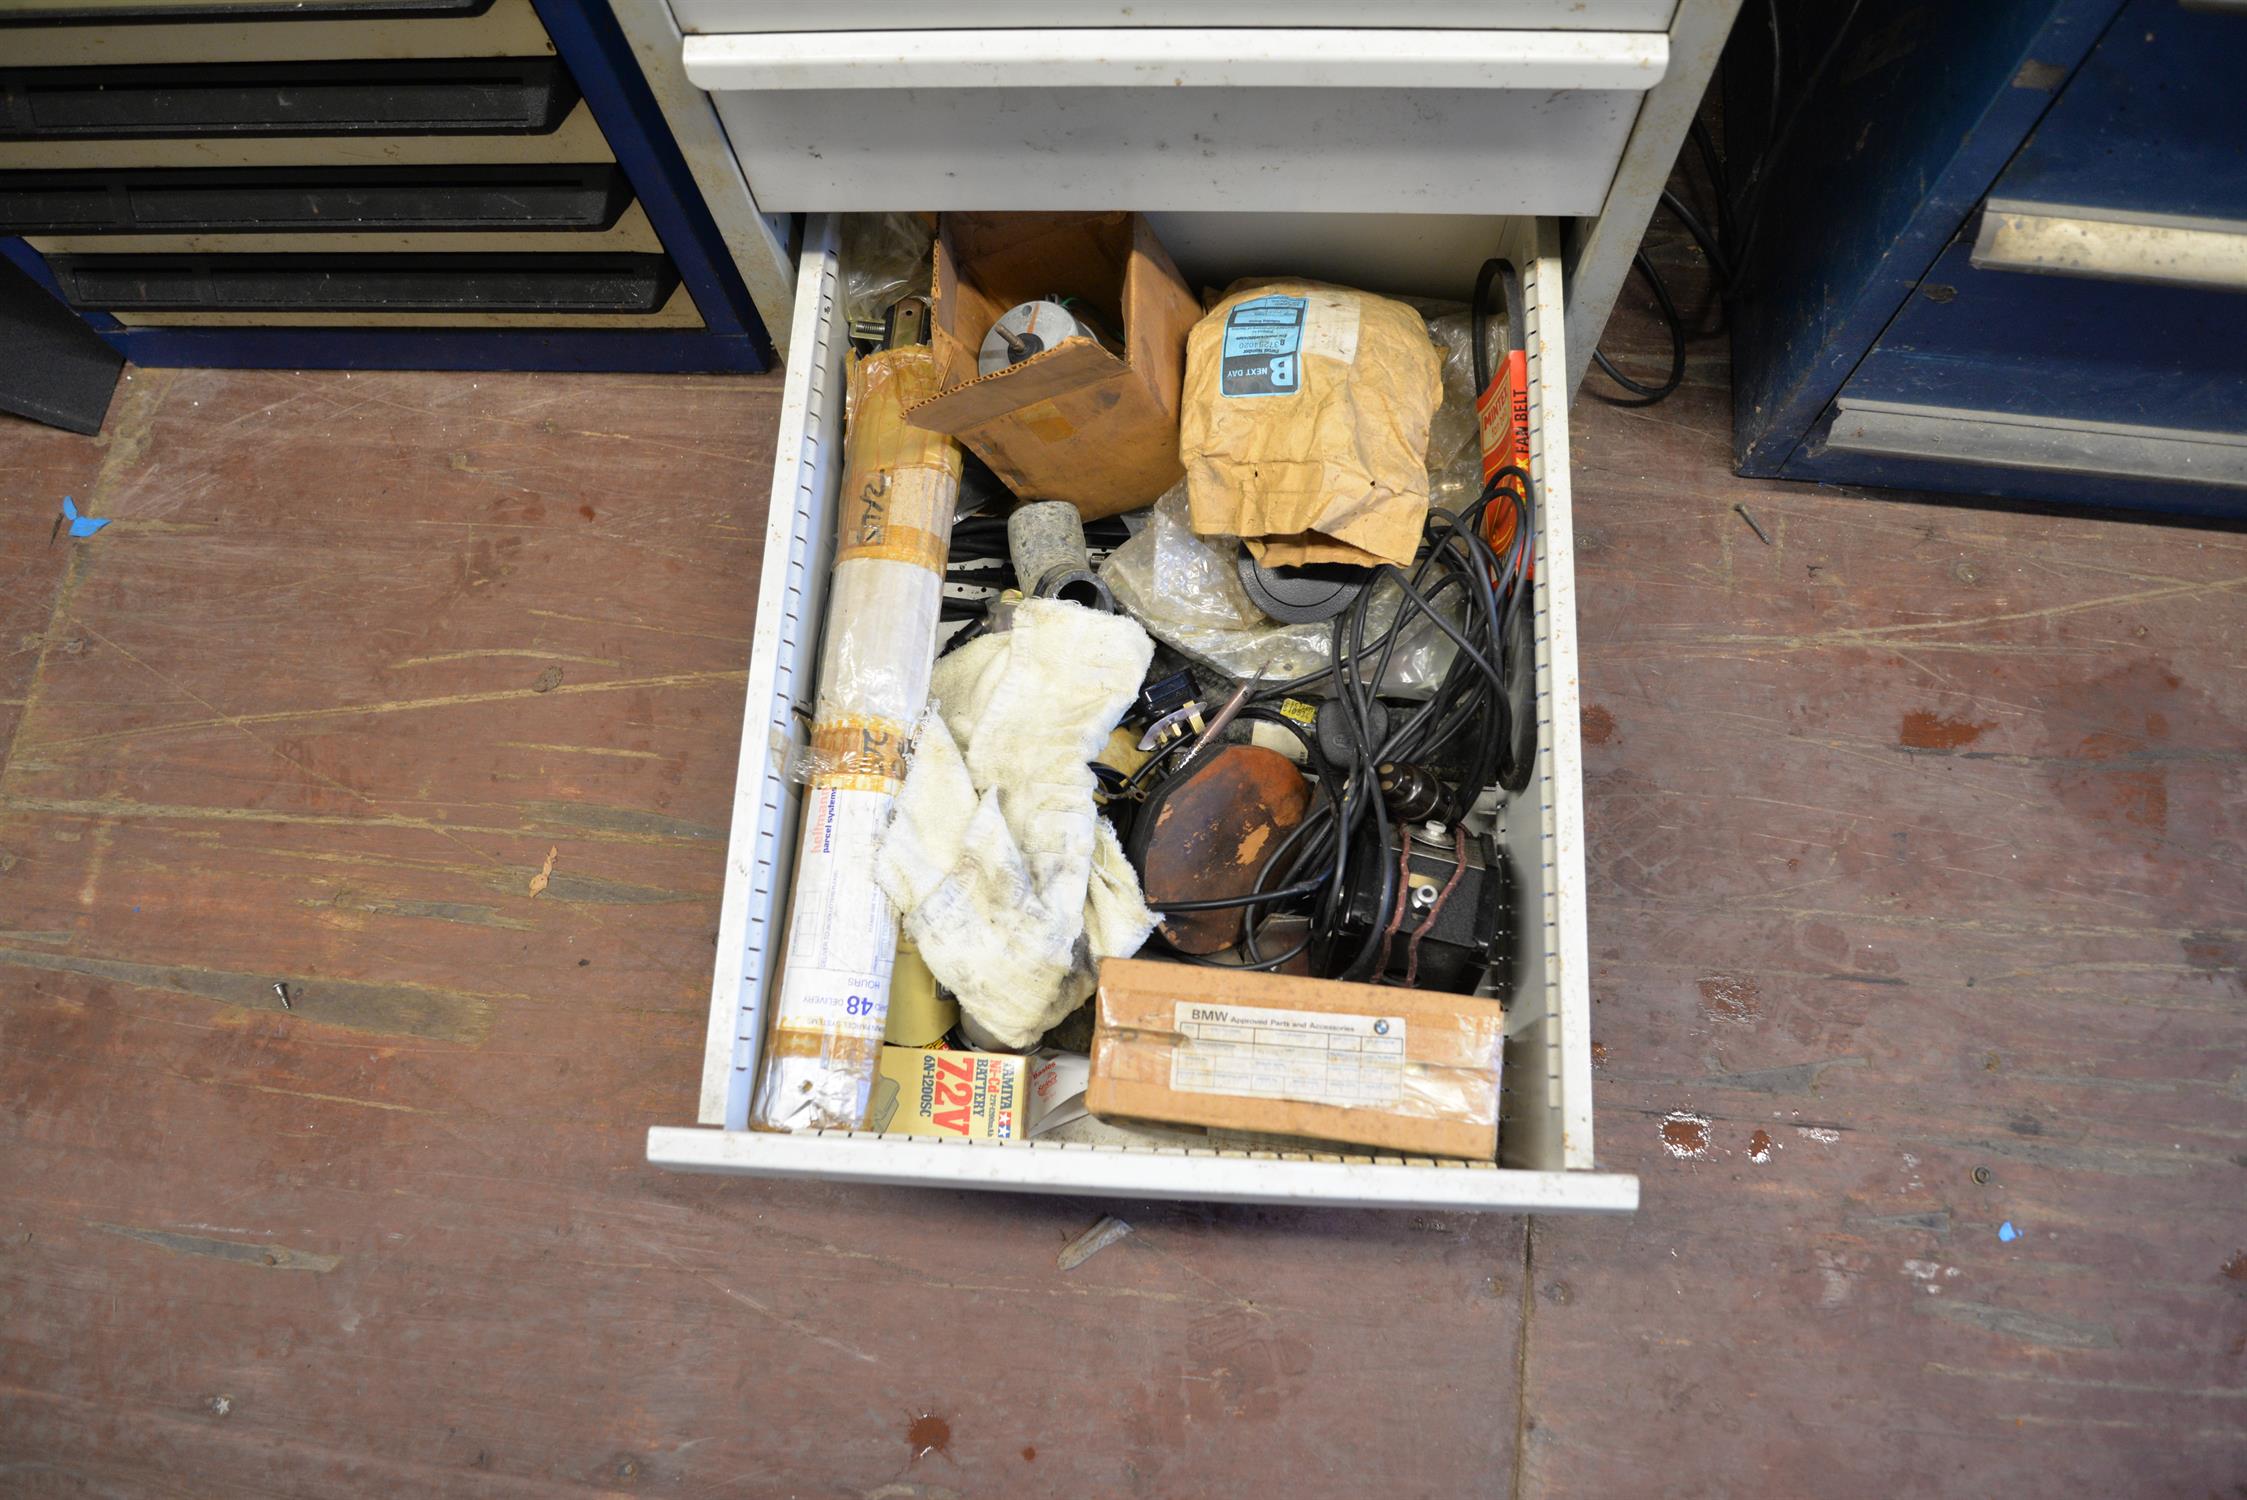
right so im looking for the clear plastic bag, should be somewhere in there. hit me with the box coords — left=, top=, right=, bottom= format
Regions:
left=1100, top=483, right=1459, bottom=694
left=840, top=212, right=936, bottom=331
left=1424, top=310, right=1487, bottom=519
left=1360, top=576, right=1459, bottom=697
left=1100, top=483, right=1330, bottom=682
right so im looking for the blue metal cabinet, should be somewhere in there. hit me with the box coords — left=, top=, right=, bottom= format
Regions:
left=1729, top=0, right=2247, bottom=517
left=0, top=0, right=770, bottom=372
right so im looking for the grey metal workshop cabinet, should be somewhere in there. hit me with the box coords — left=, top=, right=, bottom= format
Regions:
left=622, top=0, right=1744, bottom=1211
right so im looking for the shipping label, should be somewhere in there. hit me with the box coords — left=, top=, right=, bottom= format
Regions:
left=1220, top=294, right=1308, bottom=398
left=770, top=784, right=899, bottom=1041
left=1170, top=1002, right=1408, bottom=1110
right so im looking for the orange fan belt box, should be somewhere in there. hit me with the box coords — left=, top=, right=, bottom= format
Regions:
left=1087, top=959, right=1504, bottom=1160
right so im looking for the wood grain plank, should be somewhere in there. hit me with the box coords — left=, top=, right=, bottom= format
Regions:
left=1519, top=360, right=2247, bottom=1498
left=6, top=230, right=2240, bottom=1494
left=0, top=364, right=1528, bottom=1500
left=0, top=372, right=133, bottom=780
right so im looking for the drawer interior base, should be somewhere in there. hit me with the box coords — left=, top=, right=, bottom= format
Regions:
left=651, top=212, right=1612, bottom=1212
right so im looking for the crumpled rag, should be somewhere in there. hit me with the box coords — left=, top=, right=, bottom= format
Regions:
left=875, top=597, right=1158, bottom=1049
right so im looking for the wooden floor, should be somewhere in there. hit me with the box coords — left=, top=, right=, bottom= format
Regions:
left=2, top=339, right=2242, bottom=1497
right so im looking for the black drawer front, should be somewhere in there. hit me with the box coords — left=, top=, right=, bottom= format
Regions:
left=0, top=0, right=493, bottom=24
left=46, top=252, right=680, bottom=313
left=0, top=59, right=579, bottom=140
left=0, top=164, right=633, bottom=233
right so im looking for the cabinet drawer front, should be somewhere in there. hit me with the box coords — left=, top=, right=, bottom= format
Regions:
left=1974, top=201, right=2247, bottom=295
left=1986, top=0, right=2247, bottom=227
left=1800, top=238, right=2247, bottom=512
left=0, top=99, right=614, bottom=168
left=0, top=0, right=552, bottom=66
left=48, top=250, right=679, bottom=313
left=0, top=58, right=580, bottom=140
left=1856, top=239, right=2247, bottom=437
left=0, top=163, right=633, bottom=235
left=685, top=28, right=1663, bottom=215
left=673, top=0, right=1678, bottom=32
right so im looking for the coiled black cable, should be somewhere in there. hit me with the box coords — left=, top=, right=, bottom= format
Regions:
left=1591, top=250, right=1688, bottom=407
left=1142, top=465, right=1536, bottom=981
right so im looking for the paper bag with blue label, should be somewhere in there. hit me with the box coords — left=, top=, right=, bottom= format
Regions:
left=1179, top=281, right=1442, bottom=571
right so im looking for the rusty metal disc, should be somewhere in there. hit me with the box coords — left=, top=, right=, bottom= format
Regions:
left=1132, top=745, right=1313, bottom=955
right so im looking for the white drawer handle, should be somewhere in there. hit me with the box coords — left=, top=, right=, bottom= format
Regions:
left=682, top=27, right=1669, bottom=93
left=1974, top=199, right=2247, bottom=293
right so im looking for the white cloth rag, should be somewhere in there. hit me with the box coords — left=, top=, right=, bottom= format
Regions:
left=875, top=597, right=1157, bottom=1050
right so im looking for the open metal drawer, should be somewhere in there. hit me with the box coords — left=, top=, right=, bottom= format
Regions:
left=646, top=213, right=1631, bottom=1214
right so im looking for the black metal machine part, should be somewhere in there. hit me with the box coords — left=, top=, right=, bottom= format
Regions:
left=1236, top=550, right=1370, bottom=625
left=1329, top=825, right=1513, bottom=996
left=1118, top=459, right=1539, bottom=991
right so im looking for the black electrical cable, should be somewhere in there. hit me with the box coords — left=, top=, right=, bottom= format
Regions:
left=1116, top=737, right=1186, bottom=798
left=1153, top=929, right=1316, bottom=974
left=1471, top=256, right=1526, bottom=396
left=1232, top=703, right=1319, bottom=759
left=1689, top=117, right=1735, bottom=249
left=1339, top=471, right=1532, bottom=975
left=1591, top=249, right=1687, bottom=407
left=1658, top=186, right=1733, bottom=290
left=1243, top=804, right=1335, bottom=967
left=1151, top=803, right=1334, bottom=970
left=1585, top=59, right=1758, bottom=405
left=1725, top=0, right=1868, bottom=287
left=1155, top=879, right=1328, bottom=914
left=1577, top=1, right=1826, bottom=406
left=1134, top=464, right=1536, bottom=983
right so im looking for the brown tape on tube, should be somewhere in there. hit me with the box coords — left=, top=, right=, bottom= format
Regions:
left=837, top=349, right=963, bottom=574
left=808, top=714, right=910, bottom=790
left=835, top=514, right=948, bottom=572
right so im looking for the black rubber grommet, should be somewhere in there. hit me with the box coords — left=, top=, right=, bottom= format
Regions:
left=1236, top=549, right=1370, bottom=625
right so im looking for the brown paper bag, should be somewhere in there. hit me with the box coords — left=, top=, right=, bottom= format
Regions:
left=1178, top=281, right=1442, bottom=570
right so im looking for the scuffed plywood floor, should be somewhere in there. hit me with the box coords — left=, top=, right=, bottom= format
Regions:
left=0, top=346, right=2241, bottom=1497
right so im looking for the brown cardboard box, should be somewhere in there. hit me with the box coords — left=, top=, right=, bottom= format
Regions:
left=904, top=212, right=1199, bottom=520
left=867, top=1045, right=1093, bottom=1142
left=870, top=1045, right=1030, bottom=1140
left=1087, top=959, right=1504, bottom=1160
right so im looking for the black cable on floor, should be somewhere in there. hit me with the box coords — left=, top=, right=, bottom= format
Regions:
left=1658, top=187, right=1733, bottom=290
left=1591, top=250, right=1686, bottom=407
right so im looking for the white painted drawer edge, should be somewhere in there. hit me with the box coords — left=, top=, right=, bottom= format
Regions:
left=649, top=1130, right=1641, bottom=1213
left=672, top=0, right=1681, bottom=34
left=689, top=217, right=842, bottom=1128
left=683, top=27, right=1669, bottom=93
